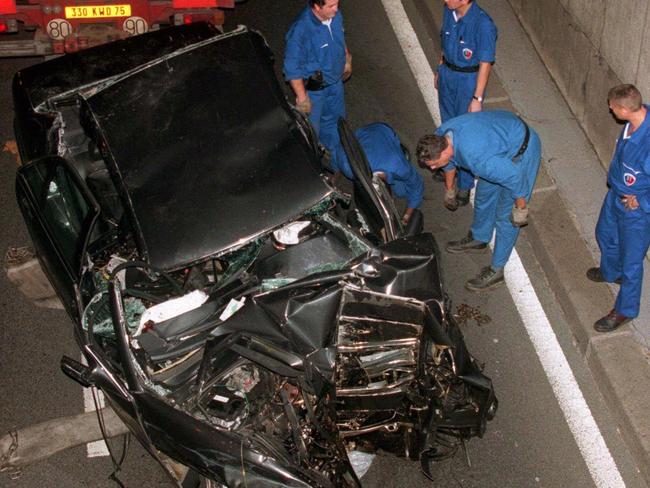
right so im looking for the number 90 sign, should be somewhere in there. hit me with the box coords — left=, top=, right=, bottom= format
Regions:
left=123, top=16, right=148, bottom=36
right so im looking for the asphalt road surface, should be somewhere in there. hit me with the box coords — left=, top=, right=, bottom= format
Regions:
left=0, top=1, right=647, bottom=487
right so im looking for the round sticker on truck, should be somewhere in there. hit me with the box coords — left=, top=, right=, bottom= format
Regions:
left=47, top=19, right=72, bottom=40
left=123, top=16, right=148, bottom=36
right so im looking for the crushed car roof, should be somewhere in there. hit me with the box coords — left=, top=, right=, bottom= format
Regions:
left=14, top=22, right=221, bottom=110
left=82, top=29, right=332, bottom=270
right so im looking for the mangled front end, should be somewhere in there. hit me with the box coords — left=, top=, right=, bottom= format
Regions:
left=108, top=234, right=497, bottom=486
left=335, top=286, right=496, bottom=476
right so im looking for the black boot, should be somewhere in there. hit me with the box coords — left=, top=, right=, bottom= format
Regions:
left=465, top=266, right=505, bottom=292
left=445, top=232, right=488, bottom=254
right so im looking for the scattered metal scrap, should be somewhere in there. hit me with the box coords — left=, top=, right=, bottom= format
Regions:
left=4, top=246, right=33, bottom=267
left=2, top=140, right=20, bottom=165
left=455, top=303, right=492, bottom=327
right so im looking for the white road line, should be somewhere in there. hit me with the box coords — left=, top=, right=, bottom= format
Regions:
left=379, top=0, right=441, bottom=126
left=380, top=2, right=626, bottom=487
left=484, top=95, right=510, bottom=104
left=532, top=184, right=558, bottom=194
left=81, top=355, right=110, bottom=457
left=504, top=253, right=625, bottom=488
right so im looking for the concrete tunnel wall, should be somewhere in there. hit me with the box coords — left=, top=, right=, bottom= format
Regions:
left=506, top=0, right=650, bottom=167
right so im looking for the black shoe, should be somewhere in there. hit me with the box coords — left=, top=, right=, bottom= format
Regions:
left=446, top=232, right=487, bottom=254
left=433, top=169, right=446, bottom=182
left=465, top=266, right=505, bottom=292
left=594, top=310, right=631, bottom=332
left=586, top=267, right=622, bottom=284
left=456, top=189, right=470, bottom=207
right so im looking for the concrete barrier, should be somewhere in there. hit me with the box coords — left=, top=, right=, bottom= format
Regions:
left=505, top=0, right=650, bottom=167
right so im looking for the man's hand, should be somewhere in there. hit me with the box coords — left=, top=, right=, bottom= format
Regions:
left=434, top=70, right=439, bottom=90
left=343, top=51, right=352, bottom=81
left=510, top=205, right=529, bottom=227
left=468, top=98, right=483, bottom=113
left=296, top=95, right=312, bottom=115
left=444, top=187, right=458, bottom=212
left=621, top=194, right=640, bottom=210
left=401, top=208, right=414, bottom=227
left=289, top=79, right=310, bottom=114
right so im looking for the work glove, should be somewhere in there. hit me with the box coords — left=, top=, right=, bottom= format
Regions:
left=444, top=187, right=458, bottom=212
left=296, top=96, right=312, bottom=115
left=510, top=205, right=529, bottom=227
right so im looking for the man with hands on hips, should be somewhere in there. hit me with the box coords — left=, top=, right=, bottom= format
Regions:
left=587, top=84, right=650, bottom=332
left=417, top=110, right=541, bottom=291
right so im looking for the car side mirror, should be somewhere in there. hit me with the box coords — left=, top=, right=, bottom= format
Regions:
left=60, top=355, right=94, bottom=388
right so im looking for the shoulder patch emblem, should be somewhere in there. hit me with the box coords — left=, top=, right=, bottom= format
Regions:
left=463, top=48, right=473, bottom=59
left=624, top=172, right=637, bottom=186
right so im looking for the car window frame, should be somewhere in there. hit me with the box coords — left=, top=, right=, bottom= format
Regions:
left=16, top=155, right=101, bottom=311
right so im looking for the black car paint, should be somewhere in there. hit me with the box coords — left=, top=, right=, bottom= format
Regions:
left=13, top=24, right=497, bottom=487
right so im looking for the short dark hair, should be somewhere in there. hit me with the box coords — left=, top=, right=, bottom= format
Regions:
left=416, top=134, right=448, bottom=167
left=309, top=0, right=327, bottom=7
left=608, top=84, right=643, bottom=112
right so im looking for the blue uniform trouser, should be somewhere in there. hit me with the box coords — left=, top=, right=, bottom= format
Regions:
left=438, top=65, right=478, bottom=192
left=308, top=80, right=345, bottom=172
left=596, top=190, right=650, bottom=318
left=470, top=132, right=541, bottom=269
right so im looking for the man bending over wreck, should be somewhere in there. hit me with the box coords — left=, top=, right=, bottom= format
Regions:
left=337, top=122, right=424, bottom=226
left=417, top=111, right=541, bottom=291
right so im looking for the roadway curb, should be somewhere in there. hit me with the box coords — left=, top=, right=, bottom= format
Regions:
left=526, top=173, right=650, bottom=485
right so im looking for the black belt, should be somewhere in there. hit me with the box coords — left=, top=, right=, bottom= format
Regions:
left=512, top=118, right=530, bottom=161
left=304, top=70, right=338, bottom=91
left=442, top=56, right=479, bottom=73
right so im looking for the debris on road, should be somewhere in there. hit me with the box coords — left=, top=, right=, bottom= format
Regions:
left=3, top=140, right=19, bottom=164
left=455, top=303, right=492, bottom=327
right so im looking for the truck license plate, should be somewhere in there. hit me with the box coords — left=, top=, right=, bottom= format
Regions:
left=65, top=4, right=132, bottom=18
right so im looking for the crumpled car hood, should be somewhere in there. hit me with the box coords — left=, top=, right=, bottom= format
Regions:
left=82, top=30, right=331, bottom=271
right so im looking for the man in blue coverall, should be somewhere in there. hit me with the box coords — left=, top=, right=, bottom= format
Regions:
left=417, top=111, right=541, bottom=291
left=434, top=0, right=497, bottom=209
left=284, top=0, right=352, bottom=172
left=337, top=122, right=424, bottom=225
left=587, top=84, right=650, bottom=332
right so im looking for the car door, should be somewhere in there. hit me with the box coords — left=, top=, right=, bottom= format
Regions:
left=337, top=118, right=404, bottom=242
left=16, top=156, right=166, bottom=471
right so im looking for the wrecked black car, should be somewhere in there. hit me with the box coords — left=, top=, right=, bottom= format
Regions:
left=13, top=23, right=496, bottom=487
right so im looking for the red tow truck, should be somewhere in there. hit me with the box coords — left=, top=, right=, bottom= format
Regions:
left=0, top=0, right=238, bottom=56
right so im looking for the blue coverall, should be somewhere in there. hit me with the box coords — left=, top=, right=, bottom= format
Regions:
left=595, top=106, right=650, bottom=318
left=338, top=123, right=424, bottom=210
left=436, top=111, right=541, bottom=268
left=284, top=7, right=347, bottom=172
left=439, top=2, right=497, bottom=192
